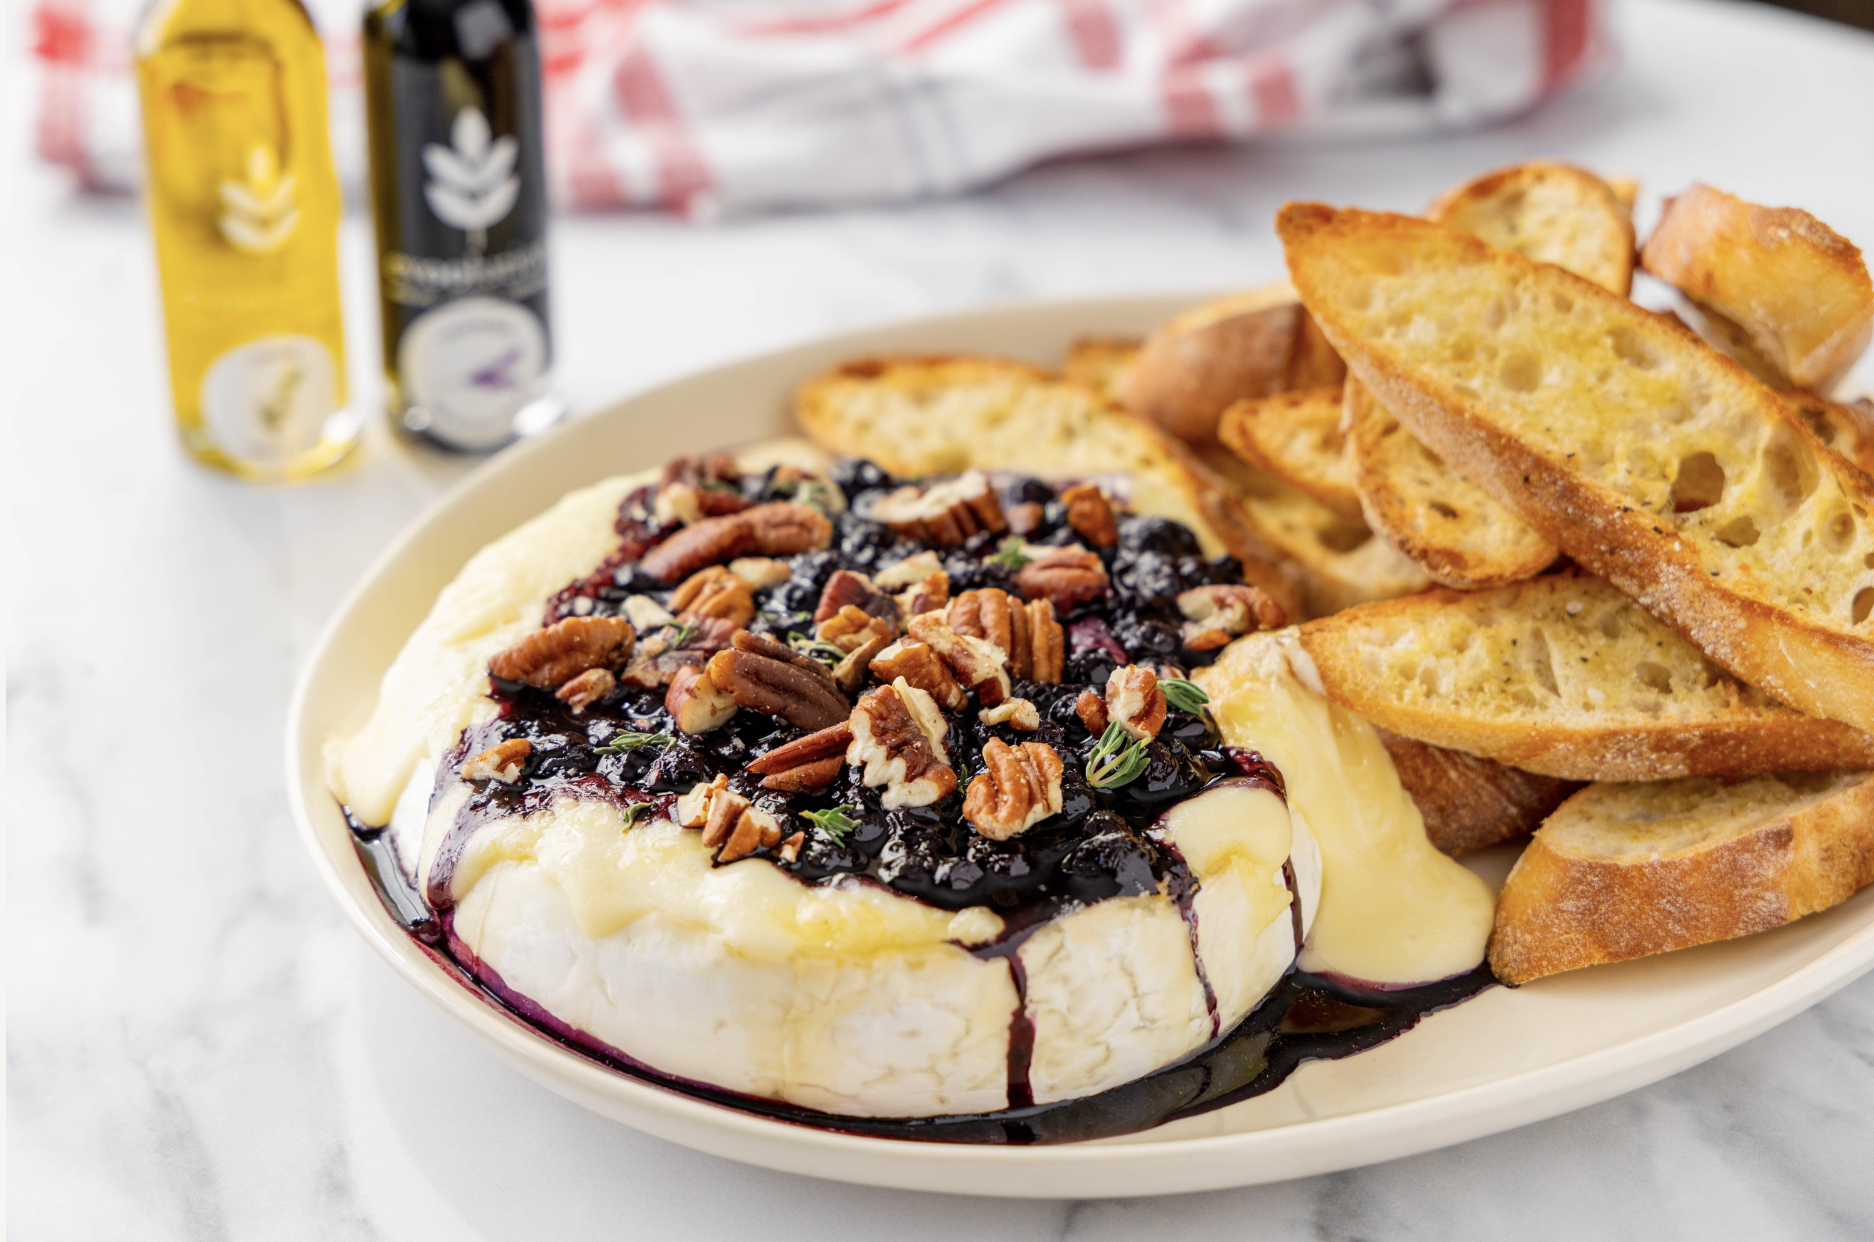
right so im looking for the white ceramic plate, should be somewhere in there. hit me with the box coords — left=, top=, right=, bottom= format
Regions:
left=287, top=293, right=1874, bottom=1199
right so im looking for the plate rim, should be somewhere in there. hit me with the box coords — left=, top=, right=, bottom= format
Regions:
left=286, top=290, right=1874, bottom=1198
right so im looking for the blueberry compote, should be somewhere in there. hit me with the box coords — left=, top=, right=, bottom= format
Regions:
left=346, top=456, right=1494, bottom=1144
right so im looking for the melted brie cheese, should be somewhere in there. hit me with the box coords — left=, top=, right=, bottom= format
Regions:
left=1196, top=631, right=1495, bottom=986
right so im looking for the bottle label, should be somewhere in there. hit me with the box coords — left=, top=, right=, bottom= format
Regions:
left=200, top=335, right=337, bottom=463
left=398, top=296, right=548, bottom=449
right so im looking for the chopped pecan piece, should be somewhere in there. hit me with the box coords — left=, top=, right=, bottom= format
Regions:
left=778, top=831, right=806, bottom=863
left=812, top=570, right=897, bottom=626
left=731, top=629, right=837, bottom=688
left=963, top=738, right=1064, bottom=841
left=1106, top=665, right=1167, bottom=741
left=490, top=616, right=636, bottom=689
left=665, top=664, right=739, bottom=734
left=675, top=774, right=729, bottom=827
left=896, top=571, right=950, bottom=620
left=707, top=647, right=849, bottom=731
left=907, top=613, right=1011, bottom=707
left=618, top=616, right=737, bottom=689
left=1060, top=482, right=1119, bottom=548
left=978, top=698, right=1040, bottom=730
left=670, top=565, right=756, bottom=628
left=1075, top=690, right=1107, bottom=734
left=462, top=738, right=531, bottom=783
left=869, top=638, right=967, bottom=711
left=873, top=551, right=944, bottom=589
left=1006, top=501, right=1045, bottom=536
left=676, top=776, right=783, bottom=863
left=817, top=604, right=896, bottom=653
left=640, top=502, right=832, bottom=583
left=1176, top=583, right=1286, bottom=650
left=869, top=471, right=1007, bottom=547
left=654, top=481, right=750, bottom=526
left=846, top=680, right=956, bottom=809
left=1027, top=598, right=1064, bottom=683
left=727, top=557, right=791, bottom=589
left=1016, top=547, right=1109, bottom=612
left=833, top=625, right=894, bottom=694
left=556, top=667, right=616, bottom=713
left=874, top=551, right=950, bottom=619
left=747, top=722, right=853, bottom=790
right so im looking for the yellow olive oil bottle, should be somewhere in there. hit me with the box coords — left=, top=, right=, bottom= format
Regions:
left=136, top=0, right=359, bottom=481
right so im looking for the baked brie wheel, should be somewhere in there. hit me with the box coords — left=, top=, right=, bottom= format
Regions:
left=327, top=443, right=1492, bottom=1120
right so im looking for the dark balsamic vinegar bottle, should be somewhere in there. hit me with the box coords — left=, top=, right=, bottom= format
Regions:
left=363, top=0, right=564, bottom=451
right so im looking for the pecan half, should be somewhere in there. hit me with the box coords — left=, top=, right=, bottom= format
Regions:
left=812, top=569, right=897, bottom=626
left=641, top=502, right=832, bottom=583
left=665, top=664, right=739, bottom=734
left=908, top=613, right=1011, bottom=707
left=1060, top=482, right=1119, bottom=548
left=847, top=680, right=956, bottom=809
left=869, top=471, right=1007, bottom=547
left=707, top=647, right=849, bottom=731
left=670, top=565, right=756, bottom=628
left=963, top=738, right=1064, bottom=841
left=1027, top=598, right=1064, bottom=683
left=1106, top=665, right=1167, bottom=741
left=462, top=738, right=531, bottom=783
left=978, top=698, right=1040, bottom=731
left=618, top=616, right=738, bottom=689
left=556, top=667, right=616, bottom=713
left=869, top=638, right=967, bottom=711
left=1017, top=547, right=1109, bottom=612
left=731, top=629, right=837, bottom=688
left=747, top=721, right=853, bottom=791
left=1075, top=690, right=1107, bottom=734
left=491, top=616, right=636, bottom=689
left=1176, top=583, right=1286, bottom=650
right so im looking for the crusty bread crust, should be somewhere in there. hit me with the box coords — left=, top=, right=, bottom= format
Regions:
left=1114, top=286, right=1346, bottom=443
left=1279, top=204, right=1874, bottom=735
left=1640, top=184, right=1873, bottom=392
left=1780, top=390, right=1874, bottom=481
left=1216, top=387, right=1362, bottom=519
left=1428, top=162, right=1636, bottom=296
left=1298, top=572, right=1874, bottom=780
left=1342, top=379, right=1557, bottom=588
left=1489, top=771, right=1874, bottom=984
left=1375, top=728, right=1579, bottom=856
left=792, top=353, right=1303, bottom=618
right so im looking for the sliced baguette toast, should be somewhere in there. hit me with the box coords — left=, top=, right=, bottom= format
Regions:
left=1376, top=728, right=1580, bottom=856
left=1114, top=285, right=1346, bottom=443
left=1280, top=204, right=1874, bottom=735
left=1342, top=380, right=1558, bottom=588
left=1428, top=162, right=1636, bottom=296
left=1640, top=184, right=1872, bottom=392
left=1061, top=337, right=1141, bottom=398
left=1298, top=572, right=1874, bottom=780
left=1489, top=770, right=1874, bottom=984
left=1215, top=388, right=1362, bottom=519
left=792, top=355, right=1302, bottom=617
left=1781, top=390, right=1874, bottom=480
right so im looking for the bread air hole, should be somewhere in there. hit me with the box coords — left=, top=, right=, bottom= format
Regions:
left=1499, top=354, right=1543, bottom=393
left=1822, top=508, right=1858, bottom=553
left=1430, top=501, right=1459, bottom=519
left=1552, top=292, right=1574, bottom=314
left=1854, top=588, right=1874, bottom=625
left=1609, top=326, right=1661, bottom=370
left=1635, top=661, right=1673, bottom=694
left=1763, top=431, right=1820, bottom=509
left=1715, top=516, right=1761, bottom=547
left=1670, top=452, right=1726, bottom=513
left=1320, top=519, right=1373, bottom=554
left=1484, top=301, right=1507, bottom=330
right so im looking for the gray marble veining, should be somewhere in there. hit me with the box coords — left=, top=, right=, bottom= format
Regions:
left=9, top=1, right=1874, bottom=1237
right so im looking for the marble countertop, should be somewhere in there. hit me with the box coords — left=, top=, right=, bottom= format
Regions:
left=9, top=0, right=1874, bottom=1236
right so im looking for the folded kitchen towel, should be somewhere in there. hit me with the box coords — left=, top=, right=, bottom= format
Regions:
left=32, top=0, right=1611, bottom=215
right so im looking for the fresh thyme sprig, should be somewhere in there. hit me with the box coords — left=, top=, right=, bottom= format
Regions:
left=988, top=536, right=1031, bottom=571
left=601, top=730, right=677, bottom=755
left=801, top=804, right=860, bottom=847
left=787, top=631, right=848, bottom=667
left=1085, top=722, right=1151, bottom=789
left=619, top=801, right=654, bottom=830
left=1160, top=678, right=1210, bottom=714
left=663, top=620, right=699, bottom=648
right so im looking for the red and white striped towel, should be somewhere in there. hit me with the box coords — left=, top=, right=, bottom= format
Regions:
left=32, top=0, right=1611, bottom=214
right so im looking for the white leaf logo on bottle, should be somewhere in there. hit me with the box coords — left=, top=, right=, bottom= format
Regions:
left=422, top=107, right=519, bottom=253
left=218, top=146, right=299, bottom=253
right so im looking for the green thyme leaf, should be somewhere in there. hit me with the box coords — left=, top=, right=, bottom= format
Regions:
left=802, top=804, right=860, bottom=847
left=787, top=631, right=848, bottom=667
left=988, top=536, right=1032, bottom=571
left=698, top=479, right=741, bottom=495
left=1085, top=722, right=1152, bottom=789
left=619, top=801, right=654, bottom=830
left=1160, top=678, right=1210, bottom=714
left=664, top=620, right=699, bottom=648
left=603, top=731, right=676, bottom=754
